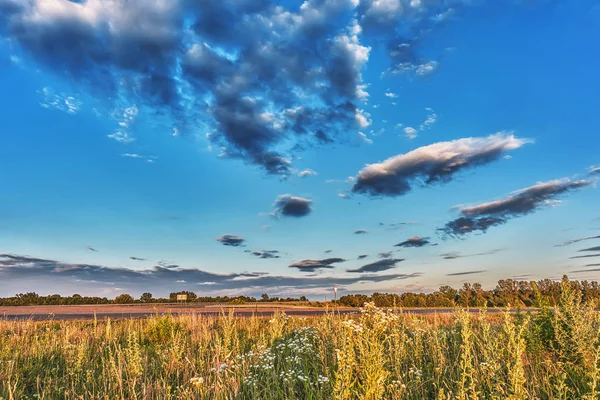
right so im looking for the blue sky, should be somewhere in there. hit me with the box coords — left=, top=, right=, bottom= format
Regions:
left=0, top=0, right=599, bottom=298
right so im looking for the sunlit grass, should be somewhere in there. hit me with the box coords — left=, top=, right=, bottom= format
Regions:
left=1, top=280, right=599, bottom=399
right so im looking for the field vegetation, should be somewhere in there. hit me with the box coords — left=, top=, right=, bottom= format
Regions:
left=1, top=277, right=600, bottom=399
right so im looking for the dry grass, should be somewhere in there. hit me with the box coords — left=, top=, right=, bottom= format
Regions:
left=1, top=282, right=599, bottom=399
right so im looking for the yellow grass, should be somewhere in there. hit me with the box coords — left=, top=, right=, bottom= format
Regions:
left=0, top=281, right=599, bottom=399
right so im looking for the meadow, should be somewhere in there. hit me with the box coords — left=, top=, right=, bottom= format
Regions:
left=1, top=280, right=599, bottom=399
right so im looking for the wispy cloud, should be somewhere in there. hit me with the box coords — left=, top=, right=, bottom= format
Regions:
left=441, top=249, right=504, bottom=260
left=440, top=178, right=592, bottom=237
left=556, top=235, right=600, bottom=247
left=37, top=87, right=81, bottom=114
left=446, top=270, right=486, bottom=276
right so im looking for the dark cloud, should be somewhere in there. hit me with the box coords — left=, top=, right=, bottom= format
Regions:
left=556, top=235, right=600, bottom=247
left=271, top=194, right=313, bottom=218
left=395, top=236, right=431, bottom=248
left=440, top=179, right=592, bottom=237
left=579, top=246, right=600, bottom=252
left=379, top=221, right=414, bottom=230
left=378, top=251, right=394, bottom=259
left=0, top=253, right=413, bottom=296
left=352, top=134, right=529, bottom=197
left=289, top=258, right=345, bottom=273
left=0, top=0, right=378, bottom=175
left=589, top=166, right=600, bottom=174
left=358, top=254, right=368, bottom=259
left=570, top=254, right=600, bottom=260
left=447, top=270, right=486, bottom=276
left=347, top=258, right=405, bottom=273
left=252, top=250, right=280, bottom=259
left=324, top=250, right=333, bottom=254
left=354, top=229, right=369, bottom=234
left=87, top=246, right=98, bottom=252
left=356, top=0, right=464, bottom=78
left=157, top=261, right=179, bottom=269
left=571, top=267, right=600, bottom=273
left=216, top=234, right=246, bottom=247
left=441, top=249, right=504, bottom=260
left=129, top=256, right=146, bottom=261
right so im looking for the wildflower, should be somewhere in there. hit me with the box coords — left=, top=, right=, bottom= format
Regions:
left=190, top=377, right=204, bottom=387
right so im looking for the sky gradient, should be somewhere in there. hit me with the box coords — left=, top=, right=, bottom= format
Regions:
left=1, top=0, right=599, bottom=298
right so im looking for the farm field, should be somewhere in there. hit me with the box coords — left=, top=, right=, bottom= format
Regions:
left=1, top=281, right=599, bottom=399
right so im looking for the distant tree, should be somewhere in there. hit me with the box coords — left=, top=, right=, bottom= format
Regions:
left=261, top=293, right=270, bottom=302
left=114, top=293, right=134, bottom=304
left=299, top=296, right=308, bottom=302
left=140, top=292, right=153, bottom=303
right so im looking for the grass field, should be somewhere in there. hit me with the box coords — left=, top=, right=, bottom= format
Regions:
left=1, top=281, right=599, bottom=399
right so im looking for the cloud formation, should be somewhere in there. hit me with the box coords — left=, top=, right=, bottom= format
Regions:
left=354, top=229, right=369, bottom=234
left=446, top=270, right=486, bottom=276
left=0, top=253, right=411, bottom=296
left=378, top=251, right=394, bottom=259
left=571, top=267, right=600, bottom=273
left=347, top=258, right=405, bottom=273
left=271, top=194, right=313, bottom=218
left=252, top=250, right=280, bottom=259
left=358, top=254, right=368, bottom=259
left=298, top=169, right=318, bottom=178
left=395, top=236, right=431, bottom=248
left=441, top=249, right=503, bottom=260
left=570, top=254, right=600, bottom=260
left=352, top=133, right=529, bottom=197
left=556, top=235, right=600, bottom=247
left=579, top=246, right=600, bottom=252
left=0, top=0, right=481, bottom=175
left=440, top=179, right=592, bottom=237
left=216, top=234, right=246, bottom=247
left=289, top=258, right=345, bottom=273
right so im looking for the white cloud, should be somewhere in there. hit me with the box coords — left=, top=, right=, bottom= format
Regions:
left=108, top=130, right=135, bottom=143
left=358, top=131, right=373, bottom=144
left=38, top=87, right=82, bottom=114
left=416, top=61, right=438, bottom=76
left=404, top=126, right=418, bottom=139
left=298, top=169, right=318, bottom=178
left=355, top=109, right=372, bottom=128
left=419, top=110, right=437, bottom=131
left=384, top=91, right=397, bottom=98
left=122, top=153, right=142, bottom=158
left=352, top=133, right=532, bottom=197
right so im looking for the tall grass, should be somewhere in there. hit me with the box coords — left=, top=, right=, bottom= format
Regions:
left=1, top=283, right=599, bottom=399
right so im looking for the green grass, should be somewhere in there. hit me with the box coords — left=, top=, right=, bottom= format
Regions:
left=1, top=281, right=599, bottom=399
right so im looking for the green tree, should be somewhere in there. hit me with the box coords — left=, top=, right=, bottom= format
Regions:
left=114, top=293, right=134, bottom=304
left=140, top=292, right=153, bottom=303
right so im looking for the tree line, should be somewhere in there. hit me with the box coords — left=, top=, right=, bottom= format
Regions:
left=3, top=277, right=599, bottom=308
left=337, top=276, right=600, bottom=308
left=0, top=291, right=307, bottom=306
